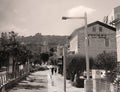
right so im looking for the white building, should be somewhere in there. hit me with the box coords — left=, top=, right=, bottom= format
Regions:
left=56, top=45, right=63, bottom=58
left=108, top=6, right=120, bottom=77
left=109, top=6, right=120, bottom=62
left=41, top=41, right=49, bottom=53
left=69, top=21, right=116, bottom=58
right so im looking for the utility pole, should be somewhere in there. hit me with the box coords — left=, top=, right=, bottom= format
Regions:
left=63, top=46, right=67, bottom=92
left=84, top=12, right=89, bottom=80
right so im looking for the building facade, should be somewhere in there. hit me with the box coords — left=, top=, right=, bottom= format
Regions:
left=57, top=45, right=64, bottom=58
left=109, top=6, right=120, bottom=79
left=108, top=6, right=120, bottom=62
left=41, top=41, right=49, bottom=53
left=69, top=21, right=116, bottom=58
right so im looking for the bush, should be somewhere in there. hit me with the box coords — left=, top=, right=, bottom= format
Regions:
left=66, top=55, right=74, bottom=79
left=93, top=51, right=117, bottom=82
left=66, top=54, right=94, bottom=82
left=93, top=52, right=117, bottom=71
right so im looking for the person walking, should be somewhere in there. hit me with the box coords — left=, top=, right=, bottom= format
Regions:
left=49, top=53, right=58, bottom=75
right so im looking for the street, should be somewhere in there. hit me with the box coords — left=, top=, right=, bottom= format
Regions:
left=7, top=69, right=84, bottom=92
left=8, top=71, right=48, bottom=92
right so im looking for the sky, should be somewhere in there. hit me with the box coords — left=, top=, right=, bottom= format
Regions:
left=0, top=0, right=120, bottom=36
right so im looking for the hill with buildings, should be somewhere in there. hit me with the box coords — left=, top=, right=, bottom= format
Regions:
left=18, top=33, right=68, bottom=53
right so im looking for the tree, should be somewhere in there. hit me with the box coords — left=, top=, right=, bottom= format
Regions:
left=32, top=53, right=41, bottom=65
left=50, top=48, right=54, bottom=52
left=94, top=51, right=117, bottom=71
left=1, top=32, right=8, bottom=47
left=94, top=51, right=117, bottom=82
left=0, top=32, right=10, bottom=68
left=66, top=54, right=94, bottom=82
left=40, top=53, right=49, bottom=64
left=0, top=31, right=32, bottom=74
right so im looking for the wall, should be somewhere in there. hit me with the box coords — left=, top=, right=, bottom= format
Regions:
left=116, top=23, right=120, bottom=62
left=69, top=35, right=78, bottom=54
left=77, top=24, right=116, bottom=57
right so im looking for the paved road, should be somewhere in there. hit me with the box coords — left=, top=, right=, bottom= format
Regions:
left=8, top=71, right=48, bottom=92
left=8, top=69, right=84, bottom=92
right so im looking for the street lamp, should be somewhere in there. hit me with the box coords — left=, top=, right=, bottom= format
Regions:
left=62, top=5, right=95, bottom=92
left=62, top=12, right=90, bottom=80
left=63, top=45, right=67, bottom=92
left=62, top=16, right=85, bottom=20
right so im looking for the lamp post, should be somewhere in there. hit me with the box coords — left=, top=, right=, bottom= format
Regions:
left=62, top=12, right=91, bottom=92
left=63, top=45, right=67, bottom=92
left=62, top=12, right=90, bottom=80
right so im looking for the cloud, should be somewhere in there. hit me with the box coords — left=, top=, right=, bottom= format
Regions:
left=67, top=5, right=95, bottom=17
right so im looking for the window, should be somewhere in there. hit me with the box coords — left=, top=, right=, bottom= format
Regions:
left=99, top=27, right=102, bottom=32
left=92, top=26, right=96, bottom=32
left=105, top=38, right=109, bottom=47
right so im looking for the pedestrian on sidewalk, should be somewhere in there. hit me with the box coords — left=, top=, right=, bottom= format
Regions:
left=49, top=53, right=58, bottom=75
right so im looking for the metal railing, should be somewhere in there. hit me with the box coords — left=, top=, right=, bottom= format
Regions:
left=0, top=72, right=7, bottom=86
left=0, top=67, right=30, bottom=88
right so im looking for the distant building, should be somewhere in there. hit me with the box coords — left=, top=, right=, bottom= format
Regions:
left=103, top=6, right=120, bottom=26
left=41, top=41, right=49, bottom=53
left=69, top=21, right=116, bottom=58
left=57, top=45, right=63, bottom=58
left=103, top=9, right=115, bottom=26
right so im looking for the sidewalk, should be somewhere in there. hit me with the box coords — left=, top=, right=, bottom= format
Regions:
left=7, top=69, right=84, bottom=92
left=47, top=69, right=84, bottom=92
left=8, top=71, right=48, bottom=92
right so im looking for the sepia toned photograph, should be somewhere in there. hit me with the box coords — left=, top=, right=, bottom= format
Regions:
left=0, top=0, right=120, bottom=92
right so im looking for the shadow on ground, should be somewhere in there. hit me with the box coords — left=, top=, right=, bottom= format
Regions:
left=11, top=73, right=48, bottom=91
left=14, top=84, right=46, bottom=90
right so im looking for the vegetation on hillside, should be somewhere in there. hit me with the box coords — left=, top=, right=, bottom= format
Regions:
left=18, top=33, right=68, bottom=54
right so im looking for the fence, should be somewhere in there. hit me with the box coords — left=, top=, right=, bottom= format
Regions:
left=0, top=67, right=30, bottom=88
left=0, top=72, right=7, bottom=87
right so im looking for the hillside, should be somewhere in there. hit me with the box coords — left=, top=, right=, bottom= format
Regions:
left=18, top=33, right=68, bottom=53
